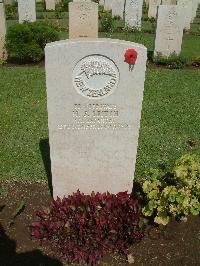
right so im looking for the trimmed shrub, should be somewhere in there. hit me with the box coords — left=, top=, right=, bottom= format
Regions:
left=6, top=22, right=59, bottom=63
left=31, top=191, right=143, bottom=265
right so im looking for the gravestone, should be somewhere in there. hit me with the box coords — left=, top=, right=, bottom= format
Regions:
left=69, top=1, right=98, bottom=38
left=112, top=0, right=125, bottom=19
left=125, top=0, right=143, bottom=30
left=46, top=0, right=56, bottom=10
left=148, top=0, right=161, bottom=18
left=99, top=0, right=105, bottom=6
left=45, top=38, right=147, bottom=198
left=4, top=0, right=14, bottom=5
left=154, top=5, right=183, bottom=56
left=191, top=0, right=198, bottom=21
left=161, top=0, right=177, bottom=4
left=104, top=0, right=113, bottom=10
left=0, top=3, right=6, bottom=60
left=177, top=0, right=193, bottom=30
left=18, top=0, right=36, bottom=23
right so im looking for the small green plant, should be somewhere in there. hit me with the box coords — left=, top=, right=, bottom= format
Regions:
left=141, top=154, right=200, bottom=225
left=153, top=53, right=188, bottom=69
left=113, top=15, right=121, bottom=21
left=100, top=11, right=114, bottom=32
left=191, top=56, right=200, bottom=67
left=6, top=22, right=59, bottom=63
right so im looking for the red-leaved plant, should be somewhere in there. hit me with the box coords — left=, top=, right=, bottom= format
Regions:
left=31, top=191, right=144, bottom=265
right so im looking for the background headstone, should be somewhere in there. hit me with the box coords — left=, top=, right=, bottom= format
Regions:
left=112, top=0, right=125, bottom=19
left=45, top=38, right=147, bottom=198
left=45, top=0, right=56, bottom=10
left=154, top=5, right=184, bottom=56
left=18, top=0, right=36, bottom=23
left=161, top=0, right=177, bottom=4
left=0, top=3, right=6, bottom=60
left=69, top=2, right=98, bottom=38
left=177, top=0, right=193, bottom=30
left=99, top=0, right=105, bottom=6
left=104, top=0, right=113, bottom=10
left=148, top=0, right=161, bottom=18
left=125, top=0, right=143, bottom=30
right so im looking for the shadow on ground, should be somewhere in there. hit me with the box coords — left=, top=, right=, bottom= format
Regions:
left=39, top=138, right=53, bottom=196
left=0, top=224, right=62, bottom=266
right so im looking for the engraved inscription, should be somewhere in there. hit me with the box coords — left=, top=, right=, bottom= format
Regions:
left=58, top=104, right=130, bottom=130
left=72, top=55, right=120, bottom=99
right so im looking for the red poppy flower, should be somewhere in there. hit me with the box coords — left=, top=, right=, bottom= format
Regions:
left=124, top=49, right=138, bottom=64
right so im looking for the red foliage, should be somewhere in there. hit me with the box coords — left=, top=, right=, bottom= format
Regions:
left=31, top=191, right=143, bottom=265
left=124, top=49, right=138, bottom=64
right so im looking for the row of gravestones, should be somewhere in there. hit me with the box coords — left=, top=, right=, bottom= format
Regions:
left=100, top=0, right=199, bottom=30
left=1, top=0, right=199, bottom=60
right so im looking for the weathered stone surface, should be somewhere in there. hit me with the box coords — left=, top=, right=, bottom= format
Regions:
left=154, top=5, right=184, bottom=56
left=104, top=0, right=113, bottom=10
left=18, top=0, right=36, bottom=23
left=0, top=3, right=6, bottom=60
left=161, top=0, right=177, bottom=4
left=177, top=0, right=193, bottom=29
left=45, top=0, right=56, bottom=10
left=125, top=0, right=143, bottom=30
left=148, top=0, right=161, bottom=18
left=99, top=0, right=105, bottom=5
left=69, top=2, right=98, bottom=38
left=45, top=38, right=147, bottom=198
left=112, top=0, right=125, bottom=19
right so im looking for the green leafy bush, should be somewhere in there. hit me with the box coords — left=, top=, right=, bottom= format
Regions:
left=141, top=154, right=200, bottom=225
left=100, top=11, right=114, bottom=32
left=153, top=53, right=188, bottom=69
left=5, top=4, right=18, bottom=20
left=6, top=22, right=59, bottom=63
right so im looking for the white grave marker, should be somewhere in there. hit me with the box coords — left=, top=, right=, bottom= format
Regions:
left=69, top=2, right=98, bottom=38
left=125, top=0, right=143, bottom=30
left=45, top=38, right=147, bottom=198
left=148, top=0, right=161, bottom=18
left=112, top=0, right=125, bottom=19
left=18, top=0, right=36, bottom=23
left=154, top=5, right=184, bottom=56
left=104, top=0, right=113, bottom=10
left=46, top=0, right=56, bottom=10
left=0, top=3, right=6, bottom=60
left=177, top=0, right=193, bottom=30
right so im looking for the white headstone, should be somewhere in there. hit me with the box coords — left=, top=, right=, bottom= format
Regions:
left=45, top=0, right=56, bottom=10
left=99, top=0, right=105, bottom=6
left=191, top=0, right=198, bottom=21
left=18, top=0, right=36, bottom=23
left=104, top=0, right=113, bottom=10
left=161, top=0, right=177, bottom=4
left=0, top=3, right=6, bottom=60
left=125, top=0, right=143, bottom=30
left=148, top=0, right=161, bottom=18
left=45, top=38, right=147, bottom=198
left=177, top=0, right=193, bottom=29
left=154, top=5, right=184, bottom=57
left=69, top=2, right=98, bottom=38
left=112, top=0, right=125, bottom=19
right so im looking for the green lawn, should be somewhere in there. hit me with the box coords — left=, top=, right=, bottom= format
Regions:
left=0, top=67, right=200, bottom=181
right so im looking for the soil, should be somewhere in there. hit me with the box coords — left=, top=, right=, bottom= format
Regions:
left=0, top=181, right=200, bottom=266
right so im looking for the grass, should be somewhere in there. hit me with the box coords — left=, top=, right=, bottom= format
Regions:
left=0, top=67, right=200, bottom=181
